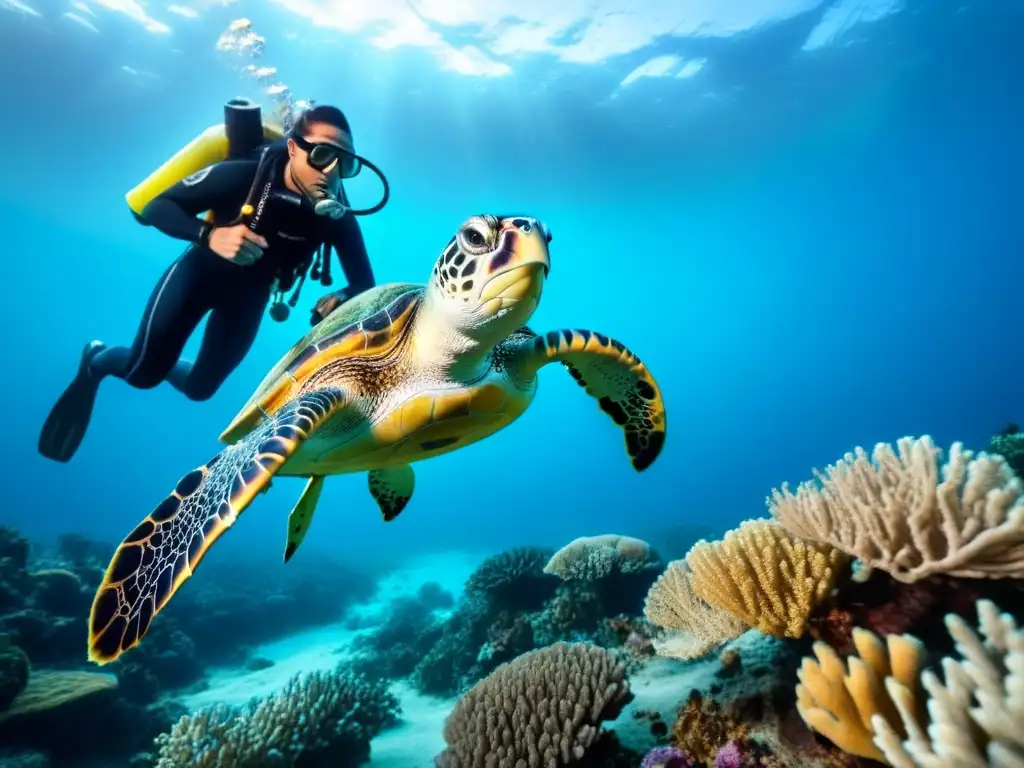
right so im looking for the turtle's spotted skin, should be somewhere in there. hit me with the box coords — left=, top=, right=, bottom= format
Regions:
left=87, top=213, right=668, bottom=666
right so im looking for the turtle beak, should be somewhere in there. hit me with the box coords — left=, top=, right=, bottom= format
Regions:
left=500, top=216, right=550, bottom=274
left=479, top=218, right=550, bottom=306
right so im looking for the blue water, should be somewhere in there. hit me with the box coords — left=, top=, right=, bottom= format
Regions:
left=0, top=0, right=1020, bottom=630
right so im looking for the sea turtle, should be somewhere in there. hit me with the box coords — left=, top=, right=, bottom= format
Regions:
left=87, top=213, right=667, bottom=664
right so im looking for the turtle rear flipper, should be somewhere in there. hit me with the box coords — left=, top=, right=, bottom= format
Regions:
left=368, top=465, right=415, bottom=522
left=87, top=387, right=348, bottom=665
left=506, top=329, right=666, bottom=471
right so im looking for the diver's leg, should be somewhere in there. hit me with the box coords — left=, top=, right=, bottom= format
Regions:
left=173, top=280, right=269, bottom=402
left=38, top=252, right=209, bottom=462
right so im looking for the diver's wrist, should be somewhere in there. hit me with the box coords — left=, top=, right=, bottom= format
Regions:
left=197, top=222, right=213, bottom=247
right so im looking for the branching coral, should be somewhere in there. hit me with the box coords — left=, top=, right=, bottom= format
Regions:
left=434, top=641, right=633, bottom=767
left=643, top=559, right=747, bottom=660
left=769, top=435, right=1024, bottom=582
left=670, top=690, right=751, bottom=766
left=152, top=664, right=399, bottom=767
left=544, top=534, right=660, bottom=581
left=795, top=628, right=927, bottom=762
left=685, top=519, right=849, bottom=639
left=873, top=599, right=1024, bottom=767
left=464, top=546, right=557, bottom=610
left=988, top=425, right=1024, bottom=479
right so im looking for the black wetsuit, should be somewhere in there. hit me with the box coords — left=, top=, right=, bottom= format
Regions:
left=88, top=150, right=375, bottom=401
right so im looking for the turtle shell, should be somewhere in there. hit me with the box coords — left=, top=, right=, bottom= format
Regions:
left=219, top=282, right=424, bottom=443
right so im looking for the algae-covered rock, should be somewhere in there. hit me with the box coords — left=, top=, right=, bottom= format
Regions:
left=29, top=568, right=85, bottom=617
left=0, top=635, right=30, bottom=710
left=0, top=669, right=118, bottom=723
left=0, top=526, right=29, bottom=613
left=0, top=749, right=50, bottom=768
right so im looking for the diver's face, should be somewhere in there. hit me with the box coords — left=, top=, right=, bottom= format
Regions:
left=287, top=121, right=352, bottom=200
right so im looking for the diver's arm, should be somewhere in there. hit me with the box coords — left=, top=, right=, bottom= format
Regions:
left=329, top=215, right=376, bottom=298
left=137, top=160, right=257, bottom=243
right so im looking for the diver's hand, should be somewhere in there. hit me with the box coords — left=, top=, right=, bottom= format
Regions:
left=311, top=289, right=350, bottom=325
left=208, top=225, right=268, bottom=266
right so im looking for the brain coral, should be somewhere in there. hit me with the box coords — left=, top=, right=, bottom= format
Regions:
left=434, top=641, right=634, bottom=767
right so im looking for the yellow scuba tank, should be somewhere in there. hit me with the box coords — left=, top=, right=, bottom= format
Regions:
left=125, top=97, right=284, bottom=217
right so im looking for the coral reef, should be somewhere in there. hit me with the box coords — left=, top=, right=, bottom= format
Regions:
left=873, top=599, right=1023, bottom=766
left=769, top=435, right=1024, bottom=582
left=641, top=745, right=692, bottom=767
left=0, top=635, right=30, bottom=709
left=3, top=426, right=1022, bottom=768
left=434, top=641, right=633, bottom=767
left=627, top=432, right=1024, bottom=768
left=685, top=519, right=849, bottom=639
left=463, top=546, right=559, bottom=610
left=152, top=662, right=400, bottom=767
left=670, top=690, right=751, bottom=765
left=988, top=423, right=1024, bottom=479
left=544, top=534, right=661, bottom=581
left=795, top=628, right=927, bottom=761
left=349, top=590, right=447, bottom=681
left=373, top=542, right=661, bottom=698
left=643, top=559, right=747, bottom=660
left=0, top=524, right=381, bottom=767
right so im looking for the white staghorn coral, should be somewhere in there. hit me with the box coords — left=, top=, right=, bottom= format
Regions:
left=873, top=599, right=1024, bottom=767
left=769, top=435, right=1024, bottom=582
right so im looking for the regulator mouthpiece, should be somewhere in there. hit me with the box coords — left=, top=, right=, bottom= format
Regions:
left=314, top=197, right=348, bottom=219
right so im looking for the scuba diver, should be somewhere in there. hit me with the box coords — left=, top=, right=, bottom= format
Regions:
left=38, top=101, right=391, bottom=463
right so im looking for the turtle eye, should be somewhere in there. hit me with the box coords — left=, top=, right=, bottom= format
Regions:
left=462, top=227, right=487, bottom=249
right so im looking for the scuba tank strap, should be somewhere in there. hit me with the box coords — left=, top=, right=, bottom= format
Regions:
left=233, top=145, right=280, bottom=228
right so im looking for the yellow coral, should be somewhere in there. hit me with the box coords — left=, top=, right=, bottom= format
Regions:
left=874, top=599, right=1024, bottom=767
left=643, top=559, right=747, bottom=660
left=685, top=518, right=849, bottom=638
left=795, top=628, right=926, bottom=763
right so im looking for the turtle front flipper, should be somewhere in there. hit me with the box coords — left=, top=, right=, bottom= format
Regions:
left=87, top=387, right=348, bottom=665
left=368, top=465, right=415, bottom=522
left=506, top=329, right=666, bottom=471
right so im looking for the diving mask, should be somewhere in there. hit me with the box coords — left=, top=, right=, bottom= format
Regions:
left=291, top=134, right=361, bottom=177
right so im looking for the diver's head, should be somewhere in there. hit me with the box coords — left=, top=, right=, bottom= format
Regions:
left=284, top=104, right=359, bottom=215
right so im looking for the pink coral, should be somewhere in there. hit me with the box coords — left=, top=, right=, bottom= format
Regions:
left=641, top=745, right=692, bottom=768
left=712, top=740, right=743, bottom=768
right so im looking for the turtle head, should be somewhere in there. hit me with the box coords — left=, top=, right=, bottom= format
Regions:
left=427, top=214, right=551, bottom=344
